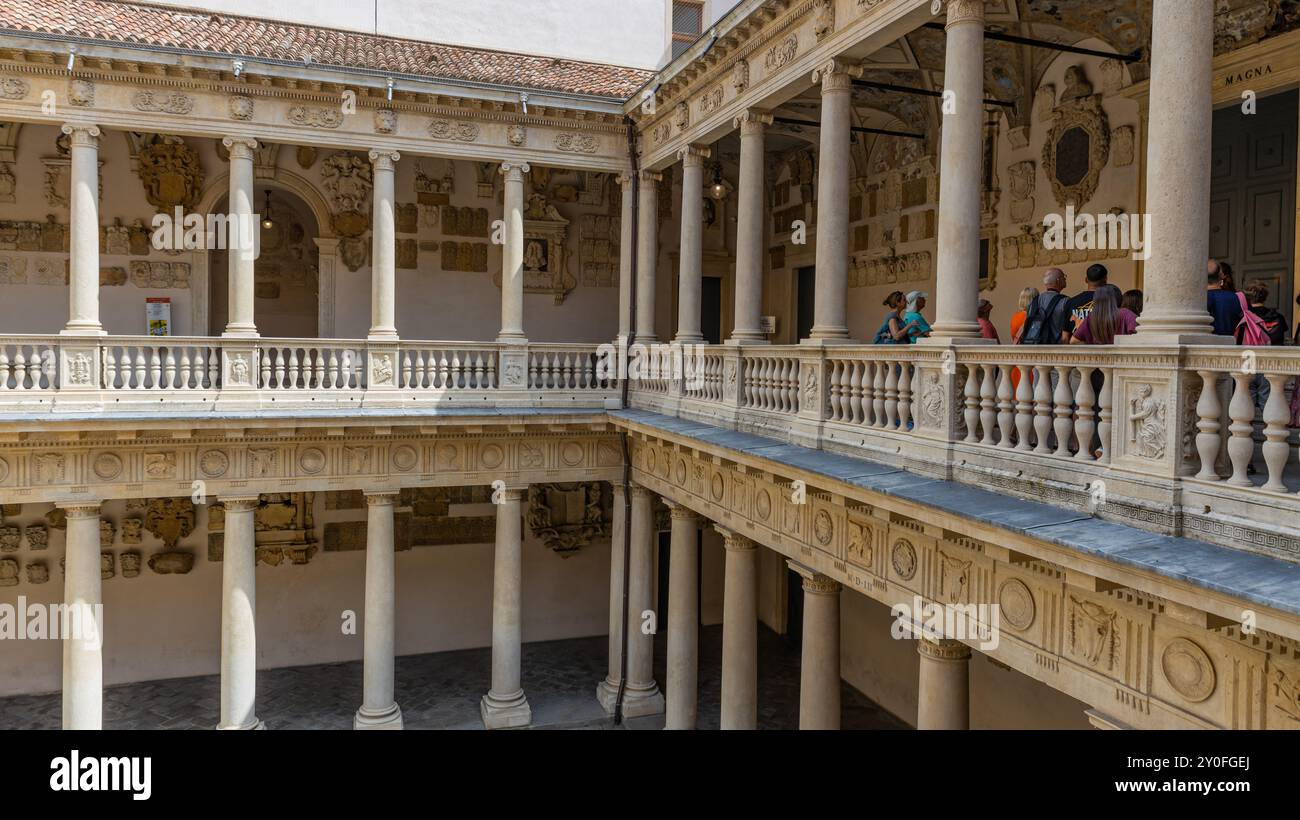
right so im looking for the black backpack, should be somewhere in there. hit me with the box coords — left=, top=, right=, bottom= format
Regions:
left=1020, top=293, right=1066, bottom=345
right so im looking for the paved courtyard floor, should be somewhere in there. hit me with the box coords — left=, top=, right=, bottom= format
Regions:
left=0, top=624, right=907, bottom=730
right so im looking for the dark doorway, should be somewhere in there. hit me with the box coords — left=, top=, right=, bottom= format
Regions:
left=785, top=568, right=803, bottom=645
left=702, top=276, right=722, bottom=345
left=795, top=266, right=816, bottom=342
left=1209, top=89, right=1297, bottom=328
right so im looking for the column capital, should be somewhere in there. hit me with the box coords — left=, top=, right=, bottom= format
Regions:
left=494, top=483, right=528, bottom=503
left=610, top=481, right=628, bottom=499
left=677, top=145, right=711, bottom=167
left=917, top=636, right=972, bottom=661
left=618, top=170, right=637, bottom=188
left=811, top=58, right=862, bottom=92
left=61, top=123, right=101, bottom=147
left=56, top=502, right=102, bottom=519
left=364, top=491, right=400, bottom=506
left=943, top=0, right=986, bottom=28
left=368, top=149, right=401, bottom=169
left=663, top=499, right=700, bottom=522
left=713, top=524, right=755, bottom=551
left=734, top=109, right=774, bottom=134
left=221, top=136, right=258, bottom=158
left=221, top=496, right=261, bottom=512
left=638, top=169, right=663, bottom=187
left=802, top=574, right=841, bottom=595
left=629, top=483, right=656, bottom=500
left=500, top=161, right=531, bottom=180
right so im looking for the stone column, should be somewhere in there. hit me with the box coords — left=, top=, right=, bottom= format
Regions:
left=222, top=137, right=258, bottom=337
left=1129, top=0, right=1218, bottom=343
left=676, top=147, right=709, bottom=343
left=617, top=172, right=636, bottom=343
left=61, top=503, right=102, bottom=729
left=368, top=149, right=400, bottom=341
left=219, top=497, right=262, bottom=729
left=62, top=125, right=103, bottom=335
left=636, top=171, right=662, bottom=342
left=797, top=570, right=841, bottom=730
left=808, top=60, right=861, bottom=343
left=624, top=484, right=665, bottom=716
left=731, top=110, right=773, bottom=344
left=596, top=483, right=628, bottom=713
left=355, top=492, right=402, bottom=729
left=482, top=485, right=531, bottom=728
left=664, top=501, right=700, bottom=729
left=929, top=0, right=986, bottom=340
left=499, top=161, right=530, bottom=343
left=917, top=637, right=971, bottom=730
left=717, top=525, right=758, bottom=729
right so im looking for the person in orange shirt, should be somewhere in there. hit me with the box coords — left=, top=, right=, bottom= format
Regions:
left=1009, top=286, right=1039, bottom=392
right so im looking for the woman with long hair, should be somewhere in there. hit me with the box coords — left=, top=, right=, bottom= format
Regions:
left=1070, top=285, right=1136, bottom=344
left=872, top=290, right=918, bottom=344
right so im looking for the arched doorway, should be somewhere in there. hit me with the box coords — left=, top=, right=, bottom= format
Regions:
left=209, top=185, right=321, bottom=338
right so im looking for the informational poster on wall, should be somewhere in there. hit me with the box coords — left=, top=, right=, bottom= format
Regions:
left=146, top=297, right=171, bottom=336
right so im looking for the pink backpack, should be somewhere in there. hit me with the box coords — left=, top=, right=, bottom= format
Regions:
left=1234, top=292, right=1272, bottom=346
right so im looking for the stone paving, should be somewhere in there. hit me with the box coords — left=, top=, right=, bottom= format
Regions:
left=0, top=625, right=908, bottom=730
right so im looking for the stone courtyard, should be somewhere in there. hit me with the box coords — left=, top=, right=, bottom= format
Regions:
left=0, top=625, right=906, bottom=730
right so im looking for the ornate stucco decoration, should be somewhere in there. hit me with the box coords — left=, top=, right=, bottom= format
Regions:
left=228, top=94, right=254, bottom=121
left=68, top=79, right=95, bottom=107
left=374, top=108, right=398, bottom=135
left=526, top=483, right=608, bottom=556
left=136, top=135, right=204, bottom=212
left=143, top=497, right=196, bottom=549
left=132, top=90, right=194, bottom=115
left=732, top=60, right=750, bottom=94
left=1127, top=383, right=1167, bottom=460
left=555, top=133, right=599, bottom=154
left=288, top=105, right=343, bottom=128
left=813, top=0, right=836, bottom=41
left=0, top=78, right=29, bottom=100
left=765, top=34, right=798, bottom=71
left=495, top=193, right=576, bottom=304
left=1041, top=66, right=1110, bottom=208
left=1007, top=160, right=1036, bottom=223
left=428, top=119, right=479, bottom=142
left=208, top=493, right=318, bottom=566
left=320, top=152, right=373, bottom=238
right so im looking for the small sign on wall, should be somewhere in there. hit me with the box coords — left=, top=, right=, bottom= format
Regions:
left=146, top=297, right=171, bottom=336
left=759, top=316, right=777, bottom=335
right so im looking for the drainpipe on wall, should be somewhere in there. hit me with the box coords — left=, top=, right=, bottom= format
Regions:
left=614, top=115, right=641, bottom=724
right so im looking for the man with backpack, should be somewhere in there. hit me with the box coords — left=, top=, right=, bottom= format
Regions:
left=1016, top=268, right=1072, bottom=345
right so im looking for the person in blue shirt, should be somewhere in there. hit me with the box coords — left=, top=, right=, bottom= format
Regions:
left=901, top=290, right=931, bottom=343
left=1206, top=260, right=1243, bottom=336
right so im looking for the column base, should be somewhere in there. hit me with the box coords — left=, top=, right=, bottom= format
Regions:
left=496, top=332, right=528, bottom=344
left=725, top=334, right=768, bottom=345
left=595, top=677, right=621, bottom=715
left=619, top=683, right=665, bottom=718
left=367, top=330, right=399, bottom=342
left=216, top=717, right=265, bottom=730
left=59, top=324, right=106, bottom=336
left=354, top=703, right=404, bottom=730
left=674, top=333, right=705, bottom=344
left=480, top=690, right=532, bottom=729
left=221, top=327, right=260, bottom=338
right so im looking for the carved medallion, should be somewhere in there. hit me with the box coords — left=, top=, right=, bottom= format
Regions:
left=813, top=509, right=834, bottom=547
left=891, top=538, right=917, bottom=580
left=1161, top=637, right=1217, bottom=703
left=392, top=445, right=418, bottom=472
left=298, top=447, right=326, bottom=475
left=229, top=94, right=254, bottom=120
left=997, top=578, right=1036, bottom=630
left=92, top=452, right=122, bottom=481
left=480, top=443, right=504, bottom=470
left=199, top=449, right=229, bottom=478
left=755, top=488, right=772, bottom=522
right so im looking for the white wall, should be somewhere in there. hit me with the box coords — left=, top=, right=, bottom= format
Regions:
left=136, top=0, right=669, bottom=70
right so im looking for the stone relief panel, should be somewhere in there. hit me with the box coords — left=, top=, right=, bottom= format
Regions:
left=136, top=135, right=205, bottom=212
left=1041, top=66, right=1110, bottom=209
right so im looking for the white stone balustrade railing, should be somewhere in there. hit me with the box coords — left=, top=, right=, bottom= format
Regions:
left=628, top=342, right=1300, bottom=561
left=0, top=336, right=617, bottom=411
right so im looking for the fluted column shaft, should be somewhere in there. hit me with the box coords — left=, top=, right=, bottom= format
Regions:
left=1133, top=0, right=1218, bottom=341
left=219, top=497, right=261, bottom=729
left=917, top=637, right=971, bottom=730
left=676, top=148, right=709, bottom=343
left=223, top=137, right=258, bottom=337
left=499, top=162, right=530, bottom=342
left=482, top=486, right=531, bottom=728
left=931, top=0, right=985, bottom=339
left=732, top=111, right=772, bottom=343
left=636, top=171, right=661, bottom=341
left=61, top=503, right=102, bottom=729
left=664, top=502, right=700, bottom=729
left=355, top=492, right=402, bottom=729
left=798, top=573, right=841, bottom=729
left=62, top=125, right=103, bottom=335
left=368, top=149, right=400, bottom=341
left=718, top=527, right=758, bottom=729
left=809, top=61, right=859, bottom=342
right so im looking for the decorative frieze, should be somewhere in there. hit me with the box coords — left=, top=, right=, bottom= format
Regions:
left=554, top=132, right=599, bottom=154
left=0, top=78, right=29, bottom=100
left=428, top=119, right=479, bottom=142
left=132, top=90, right=194, bottom=114
left=288, top=105, right=344, bottom=128
left=765, top=34, right=799, bottom=71
left=228, top=94, right=255, bottom=120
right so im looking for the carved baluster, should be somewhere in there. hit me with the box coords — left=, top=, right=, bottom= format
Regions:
left=149, top=347, right=162, bottom=389
left=996, top=364, right=1015, bottom=448
left=1014, top=364, right=1035, bottom=451
left=897, top=362, right=912, bottom=431
left=485, top=353, right=497, bottom=389
left=963, top=365, right=980, bottom=443
left=884, top=362, right=899, bottom=429
left=12, top=348, right=27, bottom=391
left=779, top=359, right=792, bottom=413
left=289, top=348, right=303, bottom=389
left=1074, top=367, right=1097, bottom=460
left=435, top=352, right=447, bottom=389
left=1052, top=366, right=1074, bottom=457
left=134, top=348, right=147, bottom=391
left=872, top=360, right=887, bottom=428
left=207, top=347, right=220, bottom=389
left=309, top=349, right=322, bottom=389
left=1194, top=370, right=1223, bottom=480
left=1262, top=373, right=1290, bottom=493
left=324, top=349, right=337, bottom=389
left=161, top=348, right=175, bottom=389
left=101, top=348, right=115, bottom=391
left=1033, top=365, right=1053, bottom=453
left=268, top=348, right=281, bottom=389
left=1226, top=372, right=1255, bottom=486
left=31, top=347, right=45, bottom=390
left=848, top=362, right=864, bottom=425
left=979, top=365, right=997, bottom=447
left=1096, top=368, right=1113, bottom=463
left=178, top=348, right=191, bottom=389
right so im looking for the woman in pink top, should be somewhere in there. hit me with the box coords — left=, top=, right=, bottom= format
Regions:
left=1070, top=285, right=1136, bottom=344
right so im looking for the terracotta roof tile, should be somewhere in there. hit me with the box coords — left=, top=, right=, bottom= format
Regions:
left=0, top=0, right=654, bottom=99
